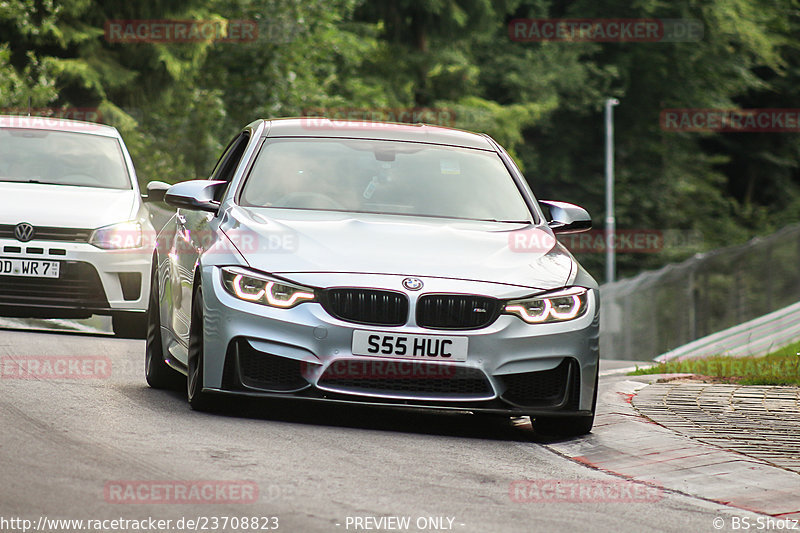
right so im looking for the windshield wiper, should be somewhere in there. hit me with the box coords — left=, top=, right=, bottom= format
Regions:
left=479, top=218, right=532, bottom=224
left=0, top=178, right=66, bottom=186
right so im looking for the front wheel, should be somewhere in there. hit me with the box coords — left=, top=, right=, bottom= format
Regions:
left=187, top=286, right=213, bottom=411
left=145, top=266, right=183, bottom=390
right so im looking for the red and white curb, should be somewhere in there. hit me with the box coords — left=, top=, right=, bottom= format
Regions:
left=544, top=375, right=800, bottom=519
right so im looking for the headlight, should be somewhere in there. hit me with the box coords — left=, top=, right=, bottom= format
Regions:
left=90, top=221, right=143, bottom=249
left=504, top=287, right=589, bottom=324
left=220, top=267, right=315, bottom=309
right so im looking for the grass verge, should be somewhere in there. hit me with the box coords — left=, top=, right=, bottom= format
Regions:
left=629, top=340, right=800, bottom=386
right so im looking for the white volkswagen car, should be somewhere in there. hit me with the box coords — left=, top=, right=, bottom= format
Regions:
left=0, top=115, right=158, bottom=337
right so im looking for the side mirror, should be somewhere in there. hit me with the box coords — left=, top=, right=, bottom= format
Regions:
left=164, top=180, right=227, bottom=213
left=539, top=200, right=592, bottom=234
left=142, top=181, right=171, bottom=203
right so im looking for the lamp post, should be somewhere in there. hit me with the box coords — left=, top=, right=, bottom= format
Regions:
left=605, top=98, right=619, bottom=284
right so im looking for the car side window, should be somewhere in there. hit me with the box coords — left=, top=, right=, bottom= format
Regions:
left=211, top=132, right=250, bottom=182
left=209, top=131, right=250, bottom=201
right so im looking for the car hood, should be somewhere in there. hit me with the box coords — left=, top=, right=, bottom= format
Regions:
left=220, top=207, right=576, bottom=290
left=0, top=183, right=138, bottom=229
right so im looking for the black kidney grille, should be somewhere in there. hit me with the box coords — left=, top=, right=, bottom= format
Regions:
left=416, top=294, right=500, bottom=330
left=0, top=261, right=107, bottom=307
left=322, top=289, right=408, bottom=326
left=499, top=358, right=579, bottom=408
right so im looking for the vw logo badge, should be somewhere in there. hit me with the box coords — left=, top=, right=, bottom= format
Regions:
left=402, top=277, right=423, bottom=291
left=14, top=222, right=35, bottom=242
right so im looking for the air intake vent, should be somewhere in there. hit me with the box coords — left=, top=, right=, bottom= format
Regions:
left=0, top=261, right=107, bottom=307
left=318, top=359, right=493, bottom=398
left=236, top=340, right=308, bottom=392
left=499, top=358, right=579, bottom=408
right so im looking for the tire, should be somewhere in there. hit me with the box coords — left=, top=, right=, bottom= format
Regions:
left=112, top=311, right=147, bottom=339
left=187, top=286, right=213, bottom=411
left=145, top=266, right=184, bottom=390
left=533, top=368, right=599, bottom=437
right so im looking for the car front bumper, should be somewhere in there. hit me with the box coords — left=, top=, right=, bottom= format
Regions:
left=0, top=238, right=150, bottom=317
left=198, top=266, right=599, bottom=417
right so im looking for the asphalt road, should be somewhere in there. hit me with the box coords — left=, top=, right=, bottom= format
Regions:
left=0, top=323, right=755, bottom=533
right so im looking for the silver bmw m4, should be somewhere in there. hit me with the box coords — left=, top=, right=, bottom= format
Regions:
left=146, top=118, right=599, bottom=436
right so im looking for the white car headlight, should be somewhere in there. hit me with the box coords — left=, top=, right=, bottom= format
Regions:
left=90, top=221, right=143, bottom=249
left=504, top=287, right=589, bottom=324
left=221, top=267, right=315, bottom=309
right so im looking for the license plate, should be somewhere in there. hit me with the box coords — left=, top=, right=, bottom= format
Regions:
left=0, top=258, right=60, bottom=278
left=352, top=330, right=468, bottom=361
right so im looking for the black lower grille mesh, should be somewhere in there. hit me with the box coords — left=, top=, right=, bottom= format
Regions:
left=318, top=359, right=492, bottom=397
left=499, top=359, right=579, bottom=408
left=236, top=341, right=309, bottom=392
left=416, top=294, right=500, bottom=330
left=321, top=288, right=408, bottom=326
left=0, top=260, right=108, bottom=307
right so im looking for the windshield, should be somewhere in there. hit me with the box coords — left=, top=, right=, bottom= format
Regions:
left=239, top=138, right=533, bottom=223
left=0, top=128, right=131, bottom=189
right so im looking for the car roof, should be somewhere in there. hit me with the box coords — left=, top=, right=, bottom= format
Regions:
left=0, top=115, right=120, bottom=138
left=259, top=117, right=495, bottom=150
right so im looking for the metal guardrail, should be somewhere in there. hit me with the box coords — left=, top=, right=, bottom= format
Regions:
left=600, top=223, right=800, bottom=360
left=655, top=300, right=800, bottom=361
